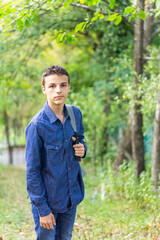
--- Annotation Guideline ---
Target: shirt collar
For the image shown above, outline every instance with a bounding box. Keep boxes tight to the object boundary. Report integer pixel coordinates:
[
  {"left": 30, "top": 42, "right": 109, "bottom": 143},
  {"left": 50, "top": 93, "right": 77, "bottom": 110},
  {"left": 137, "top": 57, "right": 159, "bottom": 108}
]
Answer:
[{"left": 43, "top": 101, "right": 69, "bottom": 123}]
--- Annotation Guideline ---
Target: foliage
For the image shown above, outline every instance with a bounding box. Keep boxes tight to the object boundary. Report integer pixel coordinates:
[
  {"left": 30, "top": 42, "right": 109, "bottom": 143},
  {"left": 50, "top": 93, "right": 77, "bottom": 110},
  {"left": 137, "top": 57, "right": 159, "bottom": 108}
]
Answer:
[
  {"left": 122, "top": 46, "right": 160, "bottom": 149},
  {"left": 103, "top": 160, "right": 160, "bottom": 213},
  {"left": 68, "top": 88, "right": 108, "bottom": 164},
  {"left": 0, "top": 0, "right": 134, "bottom": 159},
  {"left": 0, "top": 0, "right": 147, "bottom": 37},
  {"left": 0, "top": 0, "right": 160, "bottom": 167}
]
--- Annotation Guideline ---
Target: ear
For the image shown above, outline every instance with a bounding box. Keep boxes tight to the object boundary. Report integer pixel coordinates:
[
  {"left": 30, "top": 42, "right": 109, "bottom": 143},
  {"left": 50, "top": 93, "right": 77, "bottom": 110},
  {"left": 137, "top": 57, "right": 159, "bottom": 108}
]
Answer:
[{"left": 42, "top": 85, "right": 46, "bottom": 95}]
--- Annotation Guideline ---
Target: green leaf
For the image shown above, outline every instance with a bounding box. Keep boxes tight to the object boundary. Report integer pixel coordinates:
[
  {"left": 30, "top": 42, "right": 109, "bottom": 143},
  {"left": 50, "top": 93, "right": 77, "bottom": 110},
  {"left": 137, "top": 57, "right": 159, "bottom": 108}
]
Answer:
[
  {"left": 80, "top": 0, "right": 85, "bottom": 4},
  {"left": 107, "top": 13, "right": 118, "bottom": 21},
  {"left": 16, "top": 18, "right": 24, "bottom": 31},
  {"left": 75, "top": 22, "right": 86, "bottom": 32},
  {"left": 32, "top": 12, "right": 39, "bottom": 23},
  {"left": 34, "top": 15, "right": 39, "bottom": 23},
  {"left": 133, "top": 13, "right": 138, "bottom": 19},
  {"left": 115, "top": 15, "right": 122, "bottom": 25},
  {"left": 5, "top": 7, "right": 13, "bottom": 14},
  {"left": 55, "top": 32, "right": 67, "bottom": 43},
  {"left": 106, "top": 8, "right": 110, "bottom": 15},
  {"left": 129, "top": 16, "right": 132, "bottom": 22},
  {"left": 25, "top": 19, "right": 30, "bottom": 28},
  {"left": 64, "top": 0, "right": 72, "bottom": 7},
  {"left": 94, "top": 10, "right": 100, "bottom": 16},
  {"left": 124, "top": 6, "right": 134, "bottom": 14},
  {"left": 99, "top": 14, "right": 104, "bottom": 20},
  {"left": 65, "top": 33, "right": 75, "bottom": 43},
  {"left": 59, "top": 32, "right": 66, "bottom": 42},
  {"left": 87, "top": 22, "right": 93, "bottom": 28},
  {"left": 139, "top": 10, "right": 146, "bottom": 20},
  {"left": 110, "top": 0, "right": 115, "bottom": 10},
  {"left": 91, "top": 15, "right": 99, "bottom": 22},
  {"left": 90, "top": 0, "right": 100, "bottom": 6}
]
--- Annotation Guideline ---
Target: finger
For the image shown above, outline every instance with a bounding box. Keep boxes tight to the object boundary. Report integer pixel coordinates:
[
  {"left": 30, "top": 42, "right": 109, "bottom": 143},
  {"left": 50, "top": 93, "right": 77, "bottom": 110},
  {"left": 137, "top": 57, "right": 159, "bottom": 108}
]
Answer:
[
  {"left": 45, "top": 219, "right": 53, "bottom": 229},
  {"left": 48, "top": 223, "right": 54, "bottom": 230},
  {"left": 74, "top": 147, "right": 84, "bottom": 152},
  {"left": 72, "top": 137, "right": 76, "bottom": 142},
  {"left": 41, "top": 221, "right": 52, "bottom": 230},
  {"left": 75, "top": 154, "right": 83, "bottom": 157},
  {"left": 45, "top": 223, "right": 50, "bottom": 229},
  {"left": 45, "top": 221, "right": 53, "bottom": 230},
  {"left": 74, "top": 148, "right": 84, "bottom": 152},
  {"left": 73, "top": 144, "right": 84, "bottom": 148},
  {"left": 75, "top": 152, "right": 84, "bottom": 157},
  {"left": 74, "top": 149, "right": 84, "bottom": 154},
  {"left": 41, "top": 222, "right": 47, "bottom": 229},
  {"left": 51, "top": 214, "right": 56, "bottom": 225},
  {"left": 75, "top": 154, "right": 84, "bottom": 157},
  {"left": 75, "top": 150, "right": 84, "bottom": 154},
  {"left": 40, "top": 220, "right": 45, "bottom": 228}
]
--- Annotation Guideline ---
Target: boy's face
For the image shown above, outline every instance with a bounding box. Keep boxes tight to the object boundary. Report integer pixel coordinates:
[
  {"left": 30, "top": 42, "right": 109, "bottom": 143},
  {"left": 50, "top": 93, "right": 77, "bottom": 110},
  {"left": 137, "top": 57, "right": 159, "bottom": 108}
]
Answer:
[{"left": 42, "top": 74, "right": 70, "bottom": 107}]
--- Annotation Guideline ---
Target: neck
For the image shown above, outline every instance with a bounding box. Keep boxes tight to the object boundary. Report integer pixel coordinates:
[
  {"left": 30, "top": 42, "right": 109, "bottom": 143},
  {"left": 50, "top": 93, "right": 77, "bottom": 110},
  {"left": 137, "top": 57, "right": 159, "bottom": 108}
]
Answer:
[{"left": 48, "top": 101, "right": 64, "bottom": 116}]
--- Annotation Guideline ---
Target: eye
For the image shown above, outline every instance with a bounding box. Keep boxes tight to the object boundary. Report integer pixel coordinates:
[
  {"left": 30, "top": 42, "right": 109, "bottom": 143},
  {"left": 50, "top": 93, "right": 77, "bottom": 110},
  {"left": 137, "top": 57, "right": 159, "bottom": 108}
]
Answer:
[
  {"left": 50, "top": 85, "right": 55, "bottom": 88},
  {"left": 61, "top": 83, "right": 67, "bottom": 87}
]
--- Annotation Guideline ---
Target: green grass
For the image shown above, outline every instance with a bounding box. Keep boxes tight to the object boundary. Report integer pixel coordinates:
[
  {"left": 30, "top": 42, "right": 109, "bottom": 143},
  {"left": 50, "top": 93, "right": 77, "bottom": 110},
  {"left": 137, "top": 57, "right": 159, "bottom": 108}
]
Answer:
[{"left": 0, "top": 163, "right": 160, "bottom": 240}]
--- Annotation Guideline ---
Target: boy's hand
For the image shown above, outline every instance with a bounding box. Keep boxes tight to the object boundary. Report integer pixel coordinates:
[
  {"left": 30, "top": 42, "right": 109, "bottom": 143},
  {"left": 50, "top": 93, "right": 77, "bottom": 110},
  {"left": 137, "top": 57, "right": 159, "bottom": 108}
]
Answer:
[
  {"left": 40, "top": 212, "right": 56, "bottom": 230},
  {"left": 72, "top": 137, "right": 85, "bottom": 157}
]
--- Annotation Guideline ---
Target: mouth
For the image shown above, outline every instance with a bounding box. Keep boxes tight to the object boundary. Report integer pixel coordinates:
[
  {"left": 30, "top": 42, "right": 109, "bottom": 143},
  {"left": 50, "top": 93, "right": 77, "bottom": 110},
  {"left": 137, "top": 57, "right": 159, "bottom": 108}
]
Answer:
[{"left": 55, "top": 96, "right": 63, "bottom": 99}]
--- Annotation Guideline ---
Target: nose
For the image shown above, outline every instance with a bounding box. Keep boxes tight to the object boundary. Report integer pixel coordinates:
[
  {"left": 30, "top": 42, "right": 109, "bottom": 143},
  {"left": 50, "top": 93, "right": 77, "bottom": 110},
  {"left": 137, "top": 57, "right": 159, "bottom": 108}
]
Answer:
[{"left": 56, "top": 85, "right": 61, "bottom": 93}]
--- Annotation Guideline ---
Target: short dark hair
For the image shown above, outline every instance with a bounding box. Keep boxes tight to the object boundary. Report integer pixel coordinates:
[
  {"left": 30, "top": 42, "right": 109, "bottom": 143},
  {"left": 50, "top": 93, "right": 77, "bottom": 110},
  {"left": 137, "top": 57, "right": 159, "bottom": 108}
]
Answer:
[{"left": 42, "top": 65, "right": 70, "bottom": 86}]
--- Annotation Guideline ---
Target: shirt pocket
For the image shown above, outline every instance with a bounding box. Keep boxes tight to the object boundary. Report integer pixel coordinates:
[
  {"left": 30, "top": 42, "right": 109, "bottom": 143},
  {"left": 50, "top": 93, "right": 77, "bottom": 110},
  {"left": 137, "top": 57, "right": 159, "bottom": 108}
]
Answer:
[
  {"left": 43, "top": 132, "right": 56, "bottom": 145},
  {"left": 46, "top": 143, "right": 63, "bottom": 165}
]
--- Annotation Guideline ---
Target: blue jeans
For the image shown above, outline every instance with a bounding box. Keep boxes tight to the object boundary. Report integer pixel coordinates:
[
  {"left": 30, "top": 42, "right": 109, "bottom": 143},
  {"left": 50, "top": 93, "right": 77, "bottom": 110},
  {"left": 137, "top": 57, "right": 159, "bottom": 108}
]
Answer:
[{"left": 31, "top": 204, "right": 77, "bottom": 240}]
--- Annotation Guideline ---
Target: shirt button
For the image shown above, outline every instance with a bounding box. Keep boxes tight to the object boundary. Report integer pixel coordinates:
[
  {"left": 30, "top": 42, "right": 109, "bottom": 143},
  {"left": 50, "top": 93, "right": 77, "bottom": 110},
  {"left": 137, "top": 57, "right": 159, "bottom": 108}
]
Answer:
[
  {"left": 70, "top": 192, "right": 72, "bottom": 195},
  {"left": 56, "top": 146, "right": 58, "bottom": 149},
  {"left": 68, "top": 168, "right": 70, "bottom": 170},
  {"left": 65, "top": 140, "right": 68, "bottom": 142},
  {"left": 69, "top": 180, "right": 72, "bottom": 182}
]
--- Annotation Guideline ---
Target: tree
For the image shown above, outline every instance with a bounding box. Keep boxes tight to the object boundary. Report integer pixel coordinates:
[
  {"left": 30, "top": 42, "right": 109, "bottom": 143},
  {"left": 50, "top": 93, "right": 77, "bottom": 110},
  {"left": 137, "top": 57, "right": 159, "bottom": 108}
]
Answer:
[
  {"left": 113, "top": 0, "right": 160, "bottom": 177},
  {"left": 152, "top": 88, "right": 160, "bottom": 193},
  {"left": 131, "top": 0, "right": 145, "bottom": 177},
  {"left": 1, "top": 0, "right": 160, "bottom": 178}
]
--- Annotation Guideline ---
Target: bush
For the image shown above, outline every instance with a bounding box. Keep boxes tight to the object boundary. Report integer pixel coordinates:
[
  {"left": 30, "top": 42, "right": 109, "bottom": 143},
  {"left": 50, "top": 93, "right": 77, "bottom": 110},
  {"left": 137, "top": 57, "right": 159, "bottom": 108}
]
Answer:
[{"left": 93, "top": 160, "right": 160, "bottom": 213}]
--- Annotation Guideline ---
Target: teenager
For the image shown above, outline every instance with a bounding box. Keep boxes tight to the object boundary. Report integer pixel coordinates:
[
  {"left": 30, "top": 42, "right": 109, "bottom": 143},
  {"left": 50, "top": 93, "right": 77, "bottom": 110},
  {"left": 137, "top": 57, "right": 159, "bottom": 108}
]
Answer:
[{"left": 25, "top": 65, "right": 87, "bottom": 240}]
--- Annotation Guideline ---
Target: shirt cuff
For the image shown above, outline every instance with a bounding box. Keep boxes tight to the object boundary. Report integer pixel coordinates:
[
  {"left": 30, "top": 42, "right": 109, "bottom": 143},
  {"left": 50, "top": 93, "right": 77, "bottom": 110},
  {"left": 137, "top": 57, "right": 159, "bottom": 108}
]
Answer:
[
  {"left": 82, "top": 144, "right": 87, "bottom": 158},
  {"left": 37, "top": 202, "right": 52, "bottom": 217}
]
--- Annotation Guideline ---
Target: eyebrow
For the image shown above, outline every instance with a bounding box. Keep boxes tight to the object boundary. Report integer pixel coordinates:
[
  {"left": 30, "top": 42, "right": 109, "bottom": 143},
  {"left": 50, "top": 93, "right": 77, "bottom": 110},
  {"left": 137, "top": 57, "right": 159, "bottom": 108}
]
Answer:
[{"left": 48, "top": 82, "right": 68, "bottom": 85}]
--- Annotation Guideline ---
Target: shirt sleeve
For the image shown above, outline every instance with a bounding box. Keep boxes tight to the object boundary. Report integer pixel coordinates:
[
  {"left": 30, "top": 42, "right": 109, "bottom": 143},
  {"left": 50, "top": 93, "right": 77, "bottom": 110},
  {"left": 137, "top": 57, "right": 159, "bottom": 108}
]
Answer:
[
  {"left": 78, "top": 110, "right": 87, "bottom": 158},
  {"left": 25, "top": 122, "right": 51, "bottom": 217}
]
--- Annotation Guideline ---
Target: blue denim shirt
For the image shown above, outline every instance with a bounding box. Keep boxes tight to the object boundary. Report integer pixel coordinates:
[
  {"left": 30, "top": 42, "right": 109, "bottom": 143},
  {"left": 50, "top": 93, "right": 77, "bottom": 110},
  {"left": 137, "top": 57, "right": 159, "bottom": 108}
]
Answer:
[{"left": 25, "top": 101, "right": 87, "bottom": 217}]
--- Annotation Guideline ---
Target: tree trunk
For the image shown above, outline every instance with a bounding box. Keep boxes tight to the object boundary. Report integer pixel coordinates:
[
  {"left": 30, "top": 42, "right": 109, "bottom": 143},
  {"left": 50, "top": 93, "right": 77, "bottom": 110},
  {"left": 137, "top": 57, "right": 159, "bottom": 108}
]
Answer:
[
  {"left": 113, "top": 121, "right": 132, "bottom": 173},
  {"left": 143, "top": 0, "right": 159, "bottom": 190},
  {"left": 144, "top": 0, "right": 155, "bottom": 51},
  {"left": 152, "top": 89, "right": 160, "bottom": 193},
  {"left": 113, "top": 0, "right": 155, "bottom": 174},
  {"left": 100, "top": 126, "right": 108, "bottom": 166},
  {"left": 3, "top": 110, "right": 13, "bottom": 164},
  {"left": 132, "top": 0, "right": 145, "bottom": 178}
]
